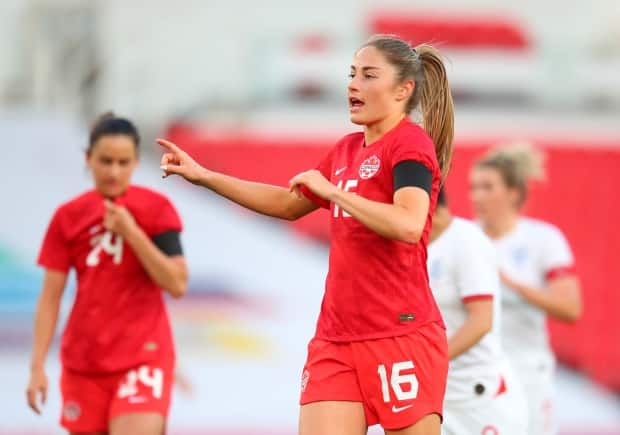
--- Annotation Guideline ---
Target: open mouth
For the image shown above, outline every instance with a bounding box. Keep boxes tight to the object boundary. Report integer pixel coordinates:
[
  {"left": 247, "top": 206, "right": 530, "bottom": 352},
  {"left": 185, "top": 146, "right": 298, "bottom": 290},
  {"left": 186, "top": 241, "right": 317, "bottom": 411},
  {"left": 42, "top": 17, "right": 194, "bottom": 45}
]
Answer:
[{"left": 349, "top": 96, "right": 365, "bottom": 109}]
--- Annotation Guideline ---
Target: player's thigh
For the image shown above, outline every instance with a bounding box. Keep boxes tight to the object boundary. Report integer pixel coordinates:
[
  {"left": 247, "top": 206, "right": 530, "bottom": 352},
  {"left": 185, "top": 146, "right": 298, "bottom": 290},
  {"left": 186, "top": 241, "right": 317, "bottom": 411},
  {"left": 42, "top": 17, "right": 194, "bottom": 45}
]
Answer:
[
  {"left": 384, "top": 413, "right": 441, "bottom": 435},
  {"left": 299, "top": 401, "right": 367, "bottom": 435},
  {"left": 109, "top": 412, "right": 165, "bottom": 435},
  {"left": 109, "top": 360, "right": 173, "bottom": 431},
  {"left": 61, "top": 368, "right": 112, "bottom": 434},
  {"left": 353, "top": 323, "right": 448, "bottom": 430}
]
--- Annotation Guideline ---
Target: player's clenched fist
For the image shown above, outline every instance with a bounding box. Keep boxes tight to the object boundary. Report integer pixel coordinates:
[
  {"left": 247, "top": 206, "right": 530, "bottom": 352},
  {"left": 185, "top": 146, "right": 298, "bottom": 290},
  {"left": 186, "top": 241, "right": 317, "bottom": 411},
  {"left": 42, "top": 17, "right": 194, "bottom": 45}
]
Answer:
[
  {"left": 158, "top": 138, "right": 205, "bottom": 185},
  {"left": 103, "top": 200, "right": 136, "bottom": 238}
]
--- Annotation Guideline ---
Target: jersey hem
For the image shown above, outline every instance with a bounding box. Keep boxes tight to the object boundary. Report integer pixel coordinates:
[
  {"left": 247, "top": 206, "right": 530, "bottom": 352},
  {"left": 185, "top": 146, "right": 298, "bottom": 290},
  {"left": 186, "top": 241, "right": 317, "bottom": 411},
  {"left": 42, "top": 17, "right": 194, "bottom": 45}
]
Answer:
[
  {"left": 313, "top": 320, "right": 444, "bottom": 343},
  {"left": 61, "top": 353, "right": 176, "bottom": 376}
]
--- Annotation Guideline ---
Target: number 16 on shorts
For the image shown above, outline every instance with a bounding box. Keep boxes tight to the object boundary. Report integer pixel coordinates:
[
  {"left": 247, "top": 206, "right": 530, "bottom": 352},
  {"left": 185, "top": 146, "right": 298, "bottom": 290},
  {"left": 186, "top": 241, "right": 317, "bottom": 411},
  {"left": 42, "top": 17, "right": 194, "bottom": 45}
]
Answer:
[{"left": 378, "top": 361, "right": 419, "bottom": 405}]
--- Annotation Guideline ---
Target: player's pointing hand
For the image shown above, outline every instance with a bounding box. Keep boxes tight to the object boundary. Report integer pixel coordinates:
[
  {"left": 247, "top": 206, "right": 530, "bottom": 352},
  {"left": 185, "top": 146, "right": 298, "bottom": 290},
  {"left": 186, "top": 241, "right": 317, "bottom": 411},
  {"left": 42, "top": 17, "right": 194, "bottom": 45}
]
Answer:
[{"left": 158, "top": 139, "right": 205, "bottom": 185}]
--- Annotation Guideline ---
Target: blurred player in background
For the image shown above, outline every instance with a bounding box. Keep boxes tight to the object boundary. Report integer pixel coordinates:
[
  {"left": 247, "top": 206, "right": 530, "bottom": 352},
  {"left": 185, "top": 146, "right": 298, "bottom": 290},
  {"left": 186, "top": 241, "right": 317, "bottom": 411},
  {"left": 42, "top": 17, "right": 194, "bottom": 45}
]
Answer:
[
  {"left": 159, "top": 35, "right": 454, "bottom": 435},
  {"left": 428, "top": 189, "right": 527, "bottom": 435},
  {"left": 26, "top": 113, "right": 188, "bottom": 435},
  {"left": 470, "top": 143, "right": 582, "bottom": 435}
]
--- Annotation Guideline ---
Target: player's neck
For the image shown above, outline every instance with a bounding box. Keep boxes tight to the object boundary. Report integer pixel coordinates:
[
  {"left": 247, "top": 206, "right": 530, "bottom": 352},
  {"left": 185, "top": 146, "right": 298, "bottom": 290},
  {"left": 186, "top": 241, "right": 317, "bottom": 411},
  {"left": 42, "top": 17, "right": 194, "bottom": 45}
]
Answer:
[
  {"left": 483, "top": 214, "right": 519, "bottom": 239},
  {"left": 429, "top": 208, "right": 452, "bottom": 243},
  {"left": 363, "top": 112, "right": 406, "bottom": 146}
]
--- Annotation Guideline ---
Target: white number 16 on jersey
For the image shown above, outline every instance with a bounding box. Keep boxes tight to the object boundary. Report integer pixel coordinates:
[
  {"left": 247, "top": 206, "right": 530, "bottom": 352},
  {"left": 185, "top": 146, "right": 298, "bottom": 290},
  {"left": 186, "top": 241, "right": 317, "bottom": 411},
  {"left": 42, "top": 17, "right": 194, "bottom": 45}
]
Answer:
[{"left": 377, "top": 361, "right": 419, "bottom": 402}]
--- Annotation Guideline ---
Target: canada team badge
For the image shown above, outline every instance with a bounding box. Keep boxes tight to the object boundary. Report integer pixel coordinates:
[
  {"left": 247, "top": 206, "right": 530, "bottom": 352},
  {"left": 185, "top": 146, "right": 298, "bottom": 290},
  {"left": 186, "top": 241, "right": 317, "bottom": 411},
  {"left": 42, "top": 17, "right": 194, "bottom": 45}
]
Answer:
[
  {"left": 359, "top": 155, "right": 381, "bottom": 179},
  {"left": 63, "top": 401, "right": 81, "bottom": 421}
]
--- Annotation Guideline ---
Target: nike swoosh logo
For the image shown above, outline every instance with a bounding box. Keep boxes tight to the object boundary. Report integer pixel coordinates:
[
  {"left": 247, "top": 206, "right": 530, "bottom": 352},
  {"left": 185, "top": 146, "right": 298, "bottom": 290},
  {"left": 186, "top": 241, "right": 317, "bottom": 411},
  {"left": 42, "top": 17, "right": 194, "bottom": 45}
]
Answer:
[
  {"left": 392, "top": 404, "right": 413, "bottom": 413},
  {"left": 335, "top": 166, "right": 347, "bottom": 176}
]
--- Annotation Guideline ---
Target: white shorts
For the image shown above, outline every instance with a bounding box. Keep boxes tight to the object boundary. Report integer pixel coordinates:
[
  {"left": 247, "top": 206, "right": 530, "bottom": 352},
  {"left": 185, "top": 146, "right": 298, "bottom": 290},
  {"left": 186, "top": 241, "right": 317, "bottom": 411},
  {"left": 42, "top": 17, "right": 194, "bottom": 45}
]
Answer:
[
  {"left": 442, "top": 370, "right": 528, "bottom": 435},
  {"left": 514, "top": 359, "right": 557, "bottom": 435}
]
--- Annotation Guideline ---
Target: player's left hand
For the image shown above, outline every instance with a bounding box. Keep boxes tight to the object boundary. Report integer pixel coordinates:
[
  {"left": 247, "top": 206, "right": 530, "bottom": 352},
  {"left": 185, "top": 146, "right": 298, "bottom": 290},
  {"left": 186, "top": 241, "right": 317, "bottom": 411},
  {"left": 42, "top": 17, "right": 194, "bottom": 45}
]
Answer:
[
  {"left": 103, "top": 200, "right": 137, "bottom": 238},
  {"left": 289, "top": 170, "right": 337, "bottom": 200},
  {"left": 499, "top": 271, "right": 523, "bottom": 294}
]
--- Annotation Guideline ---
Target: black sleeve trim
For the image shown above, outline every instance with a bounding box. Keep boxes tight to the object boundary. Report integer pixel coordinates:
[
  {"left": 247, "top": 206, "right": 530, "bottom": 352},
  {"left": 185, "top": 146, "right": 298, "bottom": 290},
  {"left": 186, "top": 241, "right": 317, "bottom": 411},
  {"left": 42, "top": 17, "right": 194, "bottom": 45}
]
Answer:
[
  {"left": 393, "top": 160, "right": 432, "bottom": 195},
  {"left": 153, "top": 230, "right": 183, "bottom": 256}
]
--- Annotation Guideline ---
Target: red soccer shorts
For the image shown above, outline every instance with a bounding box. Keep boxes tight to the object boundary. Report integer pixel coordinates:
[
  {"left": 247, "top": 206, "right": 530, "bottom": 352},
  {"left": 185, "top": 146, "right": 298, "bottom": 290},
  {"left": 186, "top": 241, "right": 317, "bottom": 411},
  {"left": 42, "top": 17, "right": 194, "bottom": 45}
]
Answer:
[
  {"left": 300, "top": 321, "right": 448, "bottom": 429},
  {"left": 60, "top": 359, "right": 174, "bottom": 432}
]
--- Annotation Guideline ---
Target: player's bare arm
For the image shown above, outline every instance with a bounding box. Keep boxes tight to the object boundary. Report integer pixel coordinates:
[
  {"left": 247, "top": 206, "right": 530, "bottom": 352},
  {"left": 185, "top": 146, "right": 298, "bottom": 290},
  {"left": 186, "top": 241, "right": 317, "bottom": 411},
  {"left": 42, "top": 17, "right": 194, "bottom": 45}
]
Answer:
[
  {"left": 291, "top": 168, "right": 429, "bottom": 243},
  {"left": 500, "top": 272, "right": 582, "bottom": 322},
  {"left": 447, "top": 299, "right": 493, "bottom": 359},
  {"left": 158, "top": 138, "right": 318, "bottom": 220},
  {"left": 27, "top": 269, "right": 67, "bottom": 414},
  {"left": 104, "top": 200, "right": 188, "bottom": 298}
]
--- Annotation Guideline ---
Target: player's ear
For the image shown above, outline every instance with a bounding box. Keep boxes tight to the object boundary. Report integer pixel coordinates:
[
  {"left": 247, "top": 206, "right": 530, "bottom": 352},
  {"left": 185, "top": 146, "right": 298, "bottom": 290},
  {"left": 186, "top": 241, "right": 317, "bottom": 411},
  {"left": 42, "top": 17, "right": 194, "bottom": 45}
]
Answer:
[
  {"left": 508, "top": 186, "right": 521, "bottom": 208},
  {"left": 395, "top": 79, "right": 414, "bottom": 102},
  {"left": 131, "top": 152, "right": 140, "bottom": 170}
]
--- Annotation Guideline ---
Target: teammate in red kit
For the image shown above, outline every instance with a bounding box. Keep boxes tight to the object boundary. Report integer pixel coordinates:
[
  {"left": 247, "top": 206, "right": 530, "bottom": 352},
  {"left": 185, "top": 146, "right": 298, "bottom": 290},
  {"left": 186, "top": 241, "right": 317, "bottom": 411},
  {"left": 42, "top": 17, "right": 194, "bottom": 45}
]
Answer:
[
  {"left": 26, "top": 113, "right": 188, "bottom": 435},
  {"left": 159, "top": 35, "right": 454, "bottom": 435}
]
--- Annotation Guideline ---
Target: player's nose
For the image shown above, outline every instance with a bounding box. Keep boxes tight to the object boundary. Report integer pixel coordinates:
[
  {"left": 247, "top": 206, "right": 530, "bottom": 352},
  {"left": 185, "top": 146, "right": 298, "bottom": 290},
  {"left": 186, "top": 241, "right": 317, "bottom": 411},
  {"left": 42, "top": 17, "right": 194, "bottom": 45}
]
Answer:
[
  {"left": 108, "top": 163, "right": 122, "bottom": 178},
  {"left": 348, "top": 76, "right": 360, "bottom": 93}
]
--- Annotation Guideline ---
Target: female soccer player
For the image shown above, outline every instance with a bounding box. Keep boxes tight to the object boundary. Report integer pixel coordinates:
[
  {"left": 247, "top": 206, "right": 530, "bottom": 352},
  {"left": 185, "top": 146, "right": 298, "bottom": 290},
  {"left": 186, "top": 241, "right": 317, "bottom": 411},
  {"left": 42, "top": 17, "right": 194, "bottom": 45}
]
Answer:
[
  {"left": 26, "top": 113, "right": 188, "bottom": 435},
  {"left": 470, "top": 143, "right": 582, "bottom": 435},
  {"left": 159, "top": 35, "right": 454, "bottom": 435},
  {"left": 428, "top": 190, "right": 527, "bottom": 435}
]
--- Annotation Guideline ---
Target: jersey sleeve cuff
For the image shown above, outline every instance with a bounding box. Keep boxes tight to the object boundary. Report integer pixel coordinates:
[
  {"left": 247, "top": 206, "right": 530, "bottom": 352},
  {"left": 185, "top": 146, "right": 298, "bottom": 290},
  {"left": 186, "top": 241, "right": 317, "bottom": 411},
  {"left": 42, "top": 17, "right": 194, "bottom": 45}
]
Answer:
[
  {"left": 461, "top": 294, "right": 494, "bottom": 303},
  {"left": 37, "top": 260, "right": 70, "bottom": 273},
  {"left": 545, "top": 265, "right": 576, "bottom": 280},
  {"left": 300, "top": 185, "right": 330, "bottom": 210}
]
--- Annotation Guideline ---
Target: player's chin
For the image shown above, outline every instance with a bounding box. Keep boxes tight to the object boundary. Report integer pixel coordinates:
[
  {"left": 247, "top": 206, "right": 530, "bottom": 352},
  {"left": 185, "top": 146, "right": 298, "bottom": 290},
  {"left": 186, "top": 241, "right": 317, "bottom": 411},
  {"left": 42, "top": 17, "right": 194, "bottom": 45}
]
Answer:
[
  {"left": 349, "top": 112, "right": 369, "bottom": 125},
  {"left": 100, "top": 184, "right": 129, "bottom": 199},
  {"left": 473, "top": 207, "right": 490, "bottom": 223}
]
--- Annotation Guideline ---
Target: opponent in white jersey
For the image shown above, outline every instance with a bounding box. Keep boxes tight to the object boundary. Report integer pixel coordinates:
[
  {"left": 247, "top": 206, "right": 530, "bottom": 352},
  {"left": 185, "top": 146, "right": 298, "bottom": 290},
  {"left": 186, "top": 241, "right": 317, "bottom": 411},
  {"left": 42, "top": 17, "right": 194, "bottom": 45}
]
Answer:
[
  {"left": 470, "top": 143, "right": 582, "bottom": 435},
  {"left": 428, "top": 190, "right": 527, "bottom": 435}
]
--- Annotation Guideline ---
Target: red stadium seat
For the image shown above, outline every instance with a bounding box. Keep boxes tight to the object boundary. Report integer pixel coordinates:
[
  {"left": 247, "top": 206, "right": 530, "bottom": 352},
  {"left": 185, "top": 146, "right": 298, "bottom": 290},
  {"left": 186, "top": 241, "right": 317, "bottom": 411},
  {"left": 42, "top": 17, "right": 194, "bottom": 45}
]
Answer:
[{"left": 368, "top": 12, "right": 531, "bottom": 51}]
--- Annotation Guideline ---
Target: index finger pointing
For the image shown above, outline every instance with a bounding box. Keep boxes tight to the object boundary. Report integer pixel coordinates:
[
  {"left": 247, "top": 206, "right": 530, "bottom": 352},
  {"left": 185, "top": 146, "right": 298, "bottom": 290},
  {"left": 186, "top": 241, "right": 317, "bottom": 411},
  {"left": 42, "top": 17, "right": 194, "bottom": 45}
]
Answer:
[{"left": 157, "top": 138, "right": 182, "bottom": 153}]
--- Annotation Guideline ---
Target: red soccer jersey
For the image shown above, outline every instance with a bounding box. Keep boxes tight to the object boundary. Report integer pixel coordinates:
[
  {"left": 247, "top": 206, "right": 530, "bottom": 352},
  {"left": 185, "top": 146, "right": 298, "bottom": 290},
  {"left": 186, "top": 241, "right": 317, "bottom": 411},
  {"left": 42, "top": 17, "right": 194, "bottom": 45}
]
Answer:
[
  {"left": 37, "top": 185, "right": 182, "bottom": 373},
  {"left": 303, "top": 117, "right": 444, "bottom": 341}
]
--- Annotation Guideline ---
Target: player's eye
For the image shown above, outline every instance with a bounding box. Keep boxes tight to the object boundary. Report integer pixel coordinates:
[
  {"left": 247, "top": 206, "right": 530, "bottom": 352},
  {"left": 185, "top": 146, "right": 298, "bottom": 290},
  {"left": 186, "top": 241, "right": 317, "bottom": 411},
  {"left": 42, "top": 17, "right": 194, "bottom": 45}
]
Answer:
[
  {"left": 99, "top": 157, "right": 113, "bottom": 165},
  {"left": 119, "top": 159, "right": 131, "bottom": 167}
]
